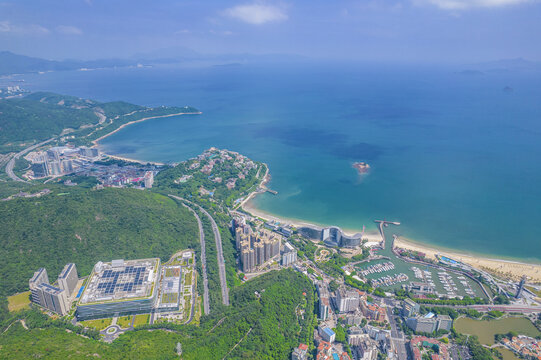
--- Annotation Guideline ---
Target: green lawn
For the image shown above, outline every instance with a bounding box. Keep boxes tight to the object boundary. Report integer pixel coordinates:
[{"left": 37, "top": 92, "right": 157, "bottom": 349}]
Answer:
[
  {"left": 184, "top": 271, "right": 193, "bottom": 286},
  {"left": 80, "top": 318, "right": 112, "bottom": 331},
  {"left": 133, "top": 314, "right": 149, "bottom": 327},
  {"left": 7, "top": 291, "right": 30, "bottom": 312},
  {"left": 117, "top": 316, "right": 132, "bottom": 329}
]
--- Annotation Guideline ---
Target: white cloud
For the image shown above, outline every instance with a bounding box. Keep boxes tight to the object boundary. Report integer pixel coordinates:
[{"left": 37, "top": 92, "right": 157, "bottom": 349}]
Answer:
[
  {"left": 175, "top": 29, "right": 191, "bottom": 35},
  {"left": 417, "top": 0, "right": 536, "bottom": 10},
  {"left": 0, "top": 21, "right": 11, "bottom": 32},
  {"left": 209, "top": 29, "right": 235, "bottom": 36},
  {"left": 223, "top": 3, "right": 287, "bottom": 25},
  {"left": 0, "top": 20, "right": 49, "bottom": 35},
  {"left": 56, "top": 25, "right": 83, "bottom": 35}
]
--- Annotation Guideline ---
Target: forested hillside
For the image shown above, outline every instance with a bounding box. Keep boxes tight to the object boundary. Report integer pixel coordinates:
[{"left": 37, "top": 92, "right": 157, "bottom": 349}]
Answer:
[
  {"left": 0, "top": 270, "right": 316, "bottom": 360},
  {"left": 0, "top": 187, "right": 199, "bottom": 298},
  {"left": 0, "top": 91, "right": 198, "bottom": 153},
  {"left": 0, "top": 96, "right": 99, "bottom": 146}
]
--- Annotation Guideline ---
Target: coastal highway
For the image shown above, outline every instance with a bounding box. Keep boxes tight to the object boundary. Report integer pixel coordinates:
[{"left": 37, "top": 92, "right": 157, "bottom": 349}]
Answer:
[
  {"left": 468, "top": 304, "right": 541, "bottom": 313},
  {"left": 5, "top": 137, "right": 56, "bottom": 182},
  {"left": 420, "top": 303, "right": 541, "bottom": 313},
  {"left": 182, "top": 203, "right": 210, "bottom": 315},
  {"left": 171, "top": 195, "right": 229, "bottom": 307}
]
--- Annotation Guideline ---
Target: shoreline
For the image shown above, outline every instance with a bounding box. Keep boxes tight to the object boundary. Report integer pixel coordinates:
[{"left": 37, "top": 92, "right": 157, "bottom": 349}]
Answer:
[
  {"left": 240, "top": 183, "right": 382, "bottom": 244},
  {"left": 92, "top": 111, "right": 201, "bottom": 145},
  {"left": 92, "top": 110, "right": 201, "bottom": 166},
  {"left": 241, "top": 182, "right": 541, "bottom": 282},
  {"left": 92, "top": 116, "right": 541, "bottom": 281},
  {"left": 394, "top": 236, "right": 541, "bottom": 283}
]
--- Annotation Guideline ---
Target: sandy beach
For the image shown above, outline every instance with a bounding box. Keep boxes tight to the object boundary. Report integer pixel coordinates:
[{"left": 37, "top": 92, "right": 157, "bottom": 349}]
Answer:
[
  {"left": 91, "top": 110, "right": 201, "bottom": 166},
  {"left": 240, "top": 194, "right": 382, "bottom": 244},
  {"left": 241, "top": 176, "right": 541, "bottom": 283},
  {"left": 93, "top": 112, "right": 541, "bottom": 284},
  {"left": 91, "top": 111, "right": 201, "bottom": 145},
  {"left": 103, "top": 154, "right": 165, "bottom": 166},
  {"left": 394, "top": 237, "right": 541, "bottom": 283}
]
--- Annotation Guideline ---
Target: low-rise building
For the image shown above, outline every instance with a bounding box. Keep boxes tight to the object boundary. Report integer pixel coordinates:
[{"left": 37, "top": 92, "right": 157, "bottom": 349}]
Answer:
[
  {"left": 76, "top": 258, "right": 160, "bottom": 320},
  {"left": 406, "top": 281, "right": 436, "bottom": 296},
  {"left": 436, "top": 315, "right": 453, "bottom": 332},
  {"left": 361, "top": 300, "right": 386, "bottom": 322},
  {"left": 350, "top": 333, "right": 378, "bottom": 360},
  {"left": 409, "top": 336, "right": 449, "bottom": 360},
  {"left": 344, "top": 310, "right": 363, "bottom": 326},
  {"left": 402, "top": 298, "right": 420, "bottom": 317},
  {"left": 406, "top": 313, "right": 453, "bottom": 334},
  {"left": 319, "top": 325, "right": 336, "bottom": 343},
  {"left": 292, "top": 343, "right": 309, "bottom": 360}
]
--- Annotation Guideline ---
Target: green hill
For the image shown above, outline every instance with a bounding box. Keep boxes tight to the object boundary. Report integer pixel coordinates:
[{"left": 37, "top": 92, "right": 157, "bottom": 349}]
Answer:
[
  {"left": 0, "top": 96, "right": 99, "bottom": 146},
  {"left": 0, "top": 187, "right": 199, "bottom": 298},
  {"left": 0, "top": 91, "right": 198, "bottom": 153}
]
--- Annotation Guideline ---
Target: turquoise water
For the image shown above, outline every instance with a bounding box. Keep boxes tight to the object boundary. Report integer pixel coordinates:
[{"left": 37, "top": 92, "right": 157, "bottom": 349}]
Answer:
[{"left": 11, "top": 62, "right": 541, "bottom": 261}]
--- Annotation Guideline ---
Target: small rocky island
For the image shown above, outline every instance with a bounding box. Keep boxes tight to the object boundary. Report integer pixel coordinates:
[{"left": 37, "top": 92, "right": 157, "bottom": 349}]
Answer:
[{"left": 353, "top": 162, "right": 370, "bottom": 174}]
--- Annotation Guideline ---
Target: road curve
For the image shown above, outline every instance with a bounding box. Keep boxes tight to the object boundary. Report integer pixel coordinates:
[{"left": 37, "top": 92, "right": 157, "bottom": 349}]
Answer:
[
  {"left": 5, "top": 137, "right": 56, "bottom": 182},
  {"left": 182, "top": 202, "right": 210, "bottom": 315},
  {"left": 170, "top": 195, "right": 229, "bottom": 306}
]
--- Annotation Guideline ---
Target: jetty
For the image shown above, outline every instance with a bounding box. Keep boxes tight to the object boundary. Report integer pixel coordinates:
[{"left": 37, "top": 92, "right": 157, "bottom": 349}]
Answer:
[
  {"left": 265, "top": 189, "right": 278, "bottom": 195},
  {"left": 374, "top": 220, "right": 401, "bottom": 249}
]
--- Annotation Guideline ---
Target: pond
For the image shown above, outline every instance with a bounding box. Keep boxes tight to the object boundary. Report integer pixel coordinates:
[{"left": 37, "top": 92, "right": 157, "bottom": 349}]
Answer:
[{"left": 454, "top": 317, "right": 540, "bottom": 345}]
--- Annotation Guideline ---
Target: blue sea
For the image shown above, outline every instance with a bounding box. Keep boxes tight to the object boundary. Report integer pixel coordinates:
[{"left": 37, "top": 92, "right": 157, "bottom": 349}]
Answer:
[{"left": 9, "top": 62, "right": 541, "bottom": 261}]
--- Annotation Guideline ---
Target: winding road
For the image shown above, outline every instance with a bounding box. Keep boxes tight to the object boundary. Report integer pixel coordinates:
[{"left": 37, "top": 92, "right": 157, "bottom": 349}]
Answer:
[{"left": 5, "top": 137, "right": 56, "bottom": 182}]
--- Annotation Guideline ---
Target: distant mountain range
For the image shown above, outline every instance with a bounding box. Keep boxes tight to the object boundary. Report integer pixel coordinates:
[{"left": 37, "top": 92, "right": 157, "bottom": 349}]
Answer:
[
  {"left": 2, "top": 50, "right": 538, "bottom": 77},
  {"left": 461, "top": 58, "right": 541, "bottom": 74},
  {"left": 0, "top": 49, "right": 310, "bottom": 76},
  {"left": 0, "top": 51, "right": 140, "bottom": 76}
]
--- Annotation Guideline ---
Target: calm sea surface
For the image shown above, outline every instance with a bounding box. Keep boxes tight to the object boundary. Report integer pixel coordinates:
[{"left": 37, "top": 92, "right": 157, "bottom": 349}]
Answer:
[{"left": 9, "top": 62, "right": 541, "bottom": 261}]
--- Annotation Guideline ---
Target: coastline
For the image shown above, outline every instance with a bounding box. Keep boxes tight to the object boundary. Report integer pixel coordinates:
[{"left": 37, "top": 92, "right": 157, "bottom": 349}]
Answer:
[
  {"left": 239, "top": 177, "right": 382, "bottom": 244},
  {"left": 394, "top": 236, "right": 541, "bottom": 283},
  {"left": 92, "top": 110, "right": 201, "bottom": 166},
  {"left": 242, "top": 180, "right": 541, "bottom": 283},
  {"left": 93, "top": 115, "right": 541, "bottom": 282}
]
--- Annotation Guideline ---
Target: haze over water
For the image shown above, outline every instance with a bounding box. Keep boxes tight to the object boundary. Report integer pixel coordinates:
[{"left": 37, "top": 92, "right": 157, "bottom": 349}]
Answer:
[{"left": 14, "top": 62, "right": 541, "bottom": 261}]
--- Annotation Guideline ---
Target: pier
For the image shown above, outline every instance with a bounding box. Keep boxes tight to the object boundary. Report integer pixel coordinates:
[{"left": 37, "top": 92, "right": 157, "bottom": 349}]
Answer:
[
  {"left": 374, "top": 220, "right": 400, "bottom": 249},
  {"left": 265, "top": 189, "right": 278, "bottom": 195}
]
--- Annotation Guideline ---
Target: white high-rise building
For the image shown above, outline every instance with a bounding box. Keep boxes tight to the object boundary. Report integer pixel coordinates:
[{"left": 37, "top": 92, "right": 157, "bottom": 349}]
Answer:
[
  {"left": 281, "top": 242, "right": 297, "bottom": 266},
  {"left": 57, "top": 263, "right": 79, "bottom": 296},
  {"left": 144, "top": 171, "right": 154, "bottom": 188},
  {"left": 335, "top": 286, "right": 360, "bottom": 313}
]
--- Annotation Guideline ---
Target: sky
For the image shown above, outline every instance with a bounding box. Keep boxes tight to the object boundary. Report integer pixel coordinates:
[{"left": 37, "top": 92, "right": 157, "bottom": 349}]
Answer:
[{"left": 0, "top": 0, "right": 540, "bottom": 63}]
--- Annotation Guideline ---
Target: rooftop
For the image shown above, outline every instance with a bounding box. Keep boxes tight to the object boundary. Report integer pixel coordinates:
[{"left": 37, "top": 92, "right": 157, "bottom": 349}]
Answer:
[
  {"left": 78, "top": 258, "right": 159, "bottom": 305},
  {"left": 30, "top": 268, "right": 46, "bottom": 283},
  {"left": 58, "top": 263, "right": 74, "bottom": 279},
  {"left": 38, "top": 283, "right": 64, "bottom": 295}
]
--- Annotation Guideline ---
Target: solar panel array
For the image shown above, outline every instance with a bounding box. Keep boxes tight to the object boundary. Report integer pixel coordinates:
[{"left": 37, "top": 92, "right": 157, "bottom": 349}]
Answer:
[{"left": 96, "top": 266, "right": 147, "bottom": 295}]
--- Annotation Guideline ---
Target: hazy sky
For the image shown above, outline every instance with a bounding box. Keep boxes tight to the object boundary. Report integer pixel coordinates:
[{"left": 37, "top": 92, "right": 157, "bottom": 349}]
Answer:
[{"left": 0, "top": 0, "right": 540, "bottom": 63}]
